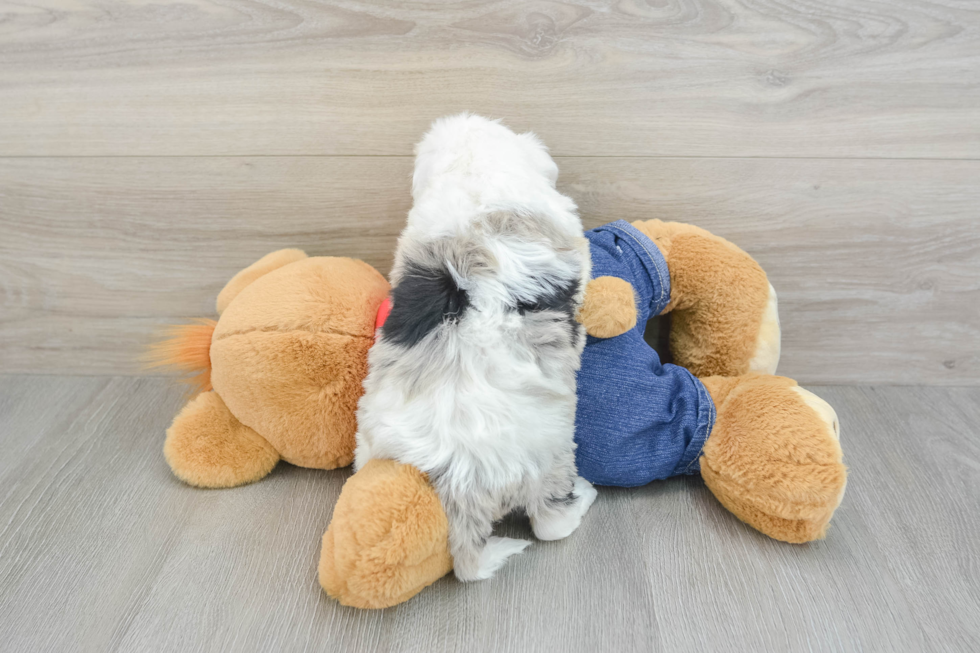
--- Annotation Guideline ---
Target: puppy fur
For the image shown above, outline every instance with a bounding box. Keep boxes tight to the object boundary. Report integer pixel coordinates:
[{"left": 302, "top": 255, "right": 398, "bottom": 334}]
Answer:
[{"left": 354, "top": 114, "right": 597, "bottom": 581}]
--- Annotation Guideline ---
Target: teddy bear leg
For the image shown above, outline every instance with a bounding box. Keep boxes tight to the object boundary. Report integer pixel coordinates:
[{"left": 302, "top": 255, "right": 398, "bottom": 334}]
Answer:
[
  {"left": 631, "top": 220, "right": 780, "bottom": 377},
  {"left": 698, "top": 374, "right": 846, "bottom": 543},
  {"left": 320, "top": 459, "right": 453, "bottom": 608},
  {"left": 164, "top": 391, "right": 280, "bottom": 488}
]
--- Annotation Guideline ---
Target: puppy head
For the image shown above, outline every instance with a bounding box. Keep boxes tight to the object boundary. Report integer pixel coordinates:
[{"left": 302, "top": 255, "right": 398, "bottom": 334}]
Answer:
[
  {"left": 382, "top": 211, "right": 585, "bottom": 351},
  {"left": 412, "top": 113, "right": 559, "bottom": 202}
]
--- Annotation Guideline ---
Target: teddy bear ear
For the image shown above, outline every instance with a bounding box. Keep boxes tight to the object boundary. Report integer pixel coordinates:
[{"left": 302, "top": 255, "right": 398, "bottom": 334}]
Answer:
[{"left": 216, "top": 249, "right": 308, "bottom": 314}]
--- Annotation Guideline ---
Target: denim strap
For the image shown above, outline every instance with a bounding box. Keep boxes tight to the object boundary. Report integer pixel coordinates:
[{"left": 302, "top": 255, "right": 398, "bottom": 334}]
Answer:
[{"left": 591, "top": 220, "right": 672, "bottom": 318}]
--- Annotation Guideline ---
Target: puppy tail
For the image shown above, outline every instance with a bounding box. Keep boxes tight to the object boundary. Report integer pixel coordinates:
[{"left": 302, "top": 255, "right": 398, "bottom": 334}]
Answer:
[{"left": 143, "top": 318, "right": 217, "bottom": 393}]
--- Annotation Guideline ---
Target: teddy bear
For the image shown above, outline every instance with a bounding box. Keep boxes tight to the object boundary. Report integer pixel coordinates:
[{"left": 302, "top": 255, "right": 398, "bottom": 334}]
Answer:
[
  {"left": 149, "top": 250, "right": 390, "bottom": 487},
  {"left": 151, "top": 219, "right": 846, "bottom": 609}
]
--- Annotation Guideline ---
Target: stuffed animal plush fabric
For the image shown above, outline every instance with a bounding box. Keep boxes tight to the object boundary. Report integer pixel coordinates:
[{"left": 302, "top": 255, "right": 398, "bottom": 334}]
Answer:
[
  {"left": 150, "top": 250, "right": 389, "bottom": 487},
  {"left": 318, "top": 219, "right": 845, "bottom": 609},
  {"left": 152, "top": 219, "right": 845, "bottom": 610}
]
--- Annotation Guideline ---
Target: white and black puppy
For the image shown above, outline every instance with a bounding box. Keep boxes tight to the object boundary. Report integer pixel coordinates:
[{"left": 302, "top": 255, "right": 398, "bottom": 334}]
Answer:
[{"left": 354, "top": 114, "right": 597, "bottom": 581}]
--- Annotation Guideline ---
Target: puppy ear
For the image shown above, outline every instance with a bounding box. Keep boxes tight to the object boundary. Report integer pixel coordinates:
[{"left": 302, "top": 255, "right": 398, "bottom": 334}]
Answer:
[
  {"left": 517, "top": 131, "right": 559, "bottom": 187},
  {"left": 382, "top": 262, "right": 470, "bottom": 348},
  {"left": 517, "top": 277, "right": 579, "bottom": 319}
]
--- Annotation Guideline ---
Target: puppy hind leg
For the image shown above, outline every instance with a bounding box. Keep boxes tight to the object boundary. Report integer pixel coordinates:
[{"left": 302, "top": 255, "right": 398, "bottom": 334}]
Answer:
[
  {"left": 441, "top": 492, "right": 530, "bottom": 582},
  {"left": 529, "top": 462, "right": 598, "bottom": 542}
]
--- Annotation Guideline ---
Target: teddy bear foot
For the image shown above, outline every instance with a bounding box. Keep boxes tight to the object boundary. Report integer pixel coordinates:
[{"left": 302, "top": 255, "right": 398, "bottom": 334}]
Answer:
[
  {"left": 699, "top": 374, "right": 847, "bottom": 543},
  {"left": 319, "top": 459, "right": 453, "bottom": 609},
  {"left": 164, "top": 391, "right": 280, "bottom": 488}
]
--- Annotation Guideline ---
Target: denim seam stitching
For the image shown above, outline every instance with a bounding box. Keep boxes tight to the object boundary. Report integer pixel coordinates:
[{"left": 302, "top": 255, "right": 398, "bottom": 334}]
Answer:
[
  {"left": 604, "top": 221, "right": 670, "bottom": 316},
  {"left": 683, "top": 384, "right": 715, "bottom": 475}
]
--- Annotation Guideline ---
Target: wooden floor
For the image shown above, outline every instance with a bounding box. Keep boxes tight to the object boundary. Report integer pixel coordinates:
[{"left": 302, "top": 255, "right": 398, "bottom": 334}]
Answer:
[{"left": 0, "top": 375, "right": 977, "bottom": 652}]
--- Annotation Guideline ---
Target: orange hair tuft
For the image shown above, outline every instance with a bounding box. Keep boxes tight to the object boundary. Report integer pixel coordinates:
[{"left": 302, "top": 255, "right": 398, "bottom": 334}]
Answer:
[{"left": 144, "top": 319, "right": 217, "bottom": 393}]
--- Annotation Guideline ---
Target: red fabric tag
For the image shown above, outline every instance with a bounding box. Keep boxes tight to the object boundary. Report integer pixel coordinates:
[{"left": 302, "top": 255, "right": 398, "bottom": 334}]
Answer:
[{"left": 375, "top": 296, "right": 392, "bottom": 333}]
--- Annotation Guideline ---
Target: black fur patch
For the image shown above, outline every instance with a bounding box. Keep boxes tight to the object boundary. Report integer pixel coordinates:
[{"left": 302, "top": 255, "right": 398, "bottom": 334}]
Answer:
[
  {"left": 516, "top": 278, "right": 580, "bottom": 320},
  {"left": 517, "top": 279, "right": 581, "bottom": 347},
  {"left": 382, "top": 262, "right": 470, "bottom": 347},
  {"left": 547, "top": 491, "right": 578, "bottom": 506}
]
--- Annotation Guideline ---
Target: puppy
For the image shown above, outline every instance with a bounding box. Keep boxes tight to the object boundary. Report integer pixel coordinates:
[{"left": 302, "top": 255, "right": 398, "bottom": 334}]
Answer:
[{"left": 354, "top": 114, "right": 597, "bottom": 581}]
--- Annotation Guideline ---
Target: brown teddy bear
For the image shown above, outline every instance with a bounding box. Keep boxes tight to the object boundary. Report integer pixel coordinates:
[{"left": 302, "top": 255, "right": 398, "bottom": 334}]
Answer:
[
  {"left": 152, "top": 220, "right": 845, "bottom": 610},
  {"left": 150, "top": 249, "right": 389, "bottom": 487}
]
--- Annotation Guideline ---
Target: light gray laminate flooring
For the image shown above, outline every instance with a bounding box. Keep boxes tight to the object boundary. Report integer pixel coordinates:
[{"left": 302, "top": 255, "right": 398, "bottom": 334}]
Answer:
[{"left": 0, "top": 375, "right": 977, "bottom": 652}]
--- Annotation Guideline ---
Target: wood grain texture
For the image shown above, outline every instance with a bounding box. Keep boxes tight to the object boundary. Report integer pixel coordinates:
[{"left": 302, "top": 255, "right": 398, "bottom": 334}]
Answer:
[
  {"left": 567, "top": 157, "right": 980, "bottom": 385},
  {"left": 2, "top": 156, "right": 978, "bottom": 384},
  {"left": 1, "top": 0, "right": 979, "bottom": 157},
  {"left": 0, "top": 375, "right": 978, "bottom": 652}
]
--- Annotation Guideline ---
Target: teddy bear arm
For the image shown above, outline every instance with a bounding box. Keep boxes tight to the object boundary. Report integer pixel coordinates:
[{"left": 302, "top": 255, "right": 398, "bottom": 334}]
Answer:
[
  {"left": 577, "top": 276, "right": 638, "bottom": 339},
  {"left": 216, "top": 249, "right": 309, "bottom": 314}
]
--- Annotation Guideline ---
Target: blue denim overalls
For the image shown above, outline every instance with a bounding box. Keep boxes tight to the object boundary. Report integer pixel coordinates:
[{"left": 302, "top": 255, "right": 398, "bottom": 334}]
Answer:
[{"left": 575, "top": 221, "right": 716, "bottom": 486}]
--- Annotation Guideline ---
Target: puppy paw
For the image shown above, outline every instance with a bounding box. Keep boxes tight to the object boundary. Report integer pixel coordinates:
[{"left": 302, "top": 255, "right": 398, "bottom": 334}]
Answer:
[
  {"left": 531, "top": 477, "right": 598, "bottom": 541},
  {"left": 462, "top": 537, "right": 532, "bottom": 581},
  {"left": 573, "top": 476, "right": 599, "bottom": 511}
]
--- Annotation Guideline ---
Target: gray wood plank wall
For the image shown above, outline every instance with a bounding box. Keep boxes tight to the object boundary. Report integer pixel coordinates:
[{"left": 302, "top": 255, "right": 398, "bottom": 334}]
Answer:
[
  {"left": 2, "top": 0, "right": 979, "bottom": 157},
  {"left": 2, "top": 0, "right": 979, "bottom": 384}
]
